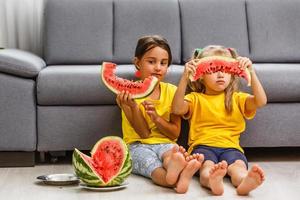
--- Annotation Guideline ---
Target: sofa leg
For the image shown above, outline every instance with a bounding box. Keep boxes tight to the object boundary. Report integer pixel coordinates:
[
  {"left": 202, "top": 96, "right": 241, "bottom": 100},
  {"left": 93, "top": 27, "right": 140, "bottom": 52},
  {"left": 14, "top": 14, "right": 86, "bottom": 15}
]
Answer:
[
  {"left": 49, "top": 151, "right": 66, "bottom": 163},
  {"left": 0, "top": 152, "right": 35, "bottom": 167},
  {"left": 39, "top": 152, "right": 46, "bottom": 163}
]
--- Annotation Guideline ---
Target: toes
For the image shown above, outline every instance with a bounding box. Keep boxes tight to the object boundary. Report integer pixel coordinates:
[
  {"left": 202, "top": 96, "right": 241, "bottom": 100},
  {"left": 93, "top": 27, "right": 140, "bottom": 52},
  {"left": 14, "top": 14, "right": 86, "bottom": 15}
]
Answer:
[
  {"left": 186, "top": 155, "right": 193, "bottom": 161},
  {"left": 179, "top": 146, "right": 186, "bottom": 153},
  {"left": 198, "top": 153, "right": 204, "bottom": 161},
  {"left": 209, "top": 165, "right": 217, "bottom": 174},
  {"left": 172, "top": 144, "right": 179, "bottom": 153},
  {"left": 221, "top": 161, "right": 228, "bottom": 169},
  {"left": 183, "top": 152, "right": 189, "bottom": 158}
]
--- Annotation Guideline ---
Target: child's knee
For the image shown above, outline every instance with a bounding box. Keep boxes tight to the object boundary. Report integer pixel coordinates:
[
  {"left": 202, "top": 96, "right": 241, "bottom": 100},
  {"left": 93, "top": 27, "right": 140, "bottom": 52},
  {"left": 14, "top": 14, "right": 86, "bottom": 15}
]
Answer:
[
  {"left": 228, "top": 160, "right": 247, "bottom": 171},
  {"left": 233, "top": 160, "right": 247, "bottom": 167}
]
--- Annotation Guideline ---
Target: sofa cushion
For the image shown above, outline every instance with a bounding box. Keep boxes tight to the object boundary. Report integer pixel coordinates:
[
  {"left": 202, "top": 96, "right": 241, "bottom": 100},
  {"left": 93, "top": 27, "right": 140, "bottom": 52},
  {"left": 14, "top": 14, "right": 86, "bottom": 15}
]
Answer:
[
  {"left": 240, "top": 64, "right": 300, "bottom": 102},
  {"left": 37, "top": 65, "right": 183, "bottom": 105},
  {"left": 44, "top": 0, "right": 113, "bottom": 65},
  {"left": 247, "top": 0, "right": 300, "bottom": 62},
  {"left": 113, "top": 0, "right": 181, "bottom": 64},
  {"left": 241, "top": 103, "right": 300, "bottom": 147},
  {"left": 180, "top": 0, "right": 249, "bottom": 62}
]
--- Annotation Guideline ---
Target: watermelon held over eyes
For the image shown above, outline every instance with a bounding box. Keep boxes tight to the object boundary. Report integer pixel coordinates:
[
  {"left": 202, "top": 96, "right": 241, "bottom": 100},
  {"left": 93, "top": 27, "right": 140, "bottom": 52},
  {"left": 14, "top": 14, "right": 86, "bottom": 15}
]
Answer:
[
  {"left": 189, "top": 56, "right": 251, "bottom": 86},
  {"left": 101, "top": 62, "right": 158, "bottom": 99},
  {"left": 72, "top": 136, "right": 132, "bottom": 187}
]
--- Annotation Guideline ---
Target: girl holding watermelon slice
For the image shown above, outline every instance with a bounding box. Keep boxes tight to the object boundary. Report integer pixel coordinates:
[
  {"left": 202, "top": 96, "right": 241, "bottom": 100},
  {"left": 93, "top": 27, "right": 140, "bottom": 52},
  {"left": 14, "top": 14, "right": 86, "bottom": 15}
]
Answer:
[
  {"left": 172, "top": 45, "right": 267, "bottom": 196},
  {"left": 116, "top": 35, "right": 203, "bottom": 193}
]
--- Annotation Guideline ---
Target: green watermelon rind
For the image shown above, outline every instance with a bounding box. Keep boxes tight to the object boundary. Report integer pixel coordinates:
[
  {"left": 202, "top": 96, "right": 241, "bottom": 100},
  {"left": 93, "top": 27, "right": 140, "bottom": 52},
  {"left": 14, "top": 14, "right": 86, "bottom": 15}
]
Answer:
[
  {"left": 101, "top": 62, "right": 158, "bottom": 99},
  {"left": 72, "top": 149, "right": 104, "bottom": 186},
  {"left": 72, "top": 136, "right": 132, "bottom": 187}
]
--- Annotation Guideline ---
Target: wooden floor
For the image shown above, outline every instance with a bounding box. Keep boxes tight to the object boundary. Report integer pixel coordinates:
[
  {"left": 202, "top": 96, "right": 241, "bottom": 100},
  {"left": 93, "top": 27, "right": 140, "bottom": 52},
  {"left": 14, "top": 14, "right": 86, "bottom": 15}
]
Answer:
[{"left": 0, "top": 148, "right": 299, "bottom": 200}]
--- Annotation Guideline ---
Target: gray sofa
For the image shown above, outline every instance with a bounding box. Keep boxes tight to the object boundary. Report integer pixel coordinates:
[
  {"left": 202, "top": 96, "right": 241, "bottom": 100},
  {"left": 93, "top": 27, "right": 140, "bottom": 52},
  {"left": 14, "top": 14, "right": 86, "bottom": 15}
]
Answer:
[{"left": 0, "top": 0, "right": 300, "bottom": 166}]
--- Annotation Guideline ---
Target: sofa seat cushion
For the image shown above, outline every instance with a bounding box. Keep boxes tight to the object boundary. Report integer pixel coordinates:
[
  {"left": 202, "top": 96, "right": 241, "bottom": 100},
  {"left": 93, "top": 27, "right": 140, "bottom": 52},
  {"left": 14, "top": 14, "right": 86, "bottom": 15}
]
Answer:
[
  {"left": 240, "top": 64, "right": 300, "bottom": 102},
  {"left": 37, "top": 65, "right": 183, "bottom": 105}
]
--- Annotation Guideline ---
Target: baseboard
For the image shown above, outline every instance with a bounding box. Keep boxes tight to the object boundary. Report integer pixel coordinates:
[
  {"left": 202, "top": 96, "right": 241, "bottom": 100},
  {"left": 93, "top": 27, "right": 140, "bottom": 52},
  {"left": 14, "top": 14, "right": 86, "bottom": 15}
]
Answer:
[{"left": 0, "top": 152, "right": 35, "bottom": 167}]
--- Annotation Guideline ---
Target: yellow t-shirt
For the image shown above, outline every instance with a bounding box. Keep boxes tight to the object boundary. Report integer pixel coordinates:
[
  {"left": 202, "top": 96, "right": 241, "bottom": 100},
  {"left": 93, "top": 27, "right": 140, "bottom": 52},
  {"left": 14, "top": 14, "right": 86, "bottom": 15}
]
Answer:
[
  {"left": 184, "top": 92, "right": 256, "bottom": 153},
  {"left": 122, "top": 82, "right": 177, "bottom": 144}
]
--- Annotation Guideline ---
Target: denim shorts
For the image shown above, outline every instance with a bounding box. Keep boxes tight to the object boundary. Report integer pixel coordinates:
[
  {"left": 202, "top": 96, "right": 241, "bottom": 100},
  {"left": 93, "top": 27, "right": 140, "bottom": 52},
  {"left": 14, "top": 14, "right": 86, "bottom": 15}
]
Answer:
[
  {"left": 129, "top": 143, "right": 175, "bottom": 178},
  {"left": 192, "top": 145, "right": 248, "bottom": 168}
]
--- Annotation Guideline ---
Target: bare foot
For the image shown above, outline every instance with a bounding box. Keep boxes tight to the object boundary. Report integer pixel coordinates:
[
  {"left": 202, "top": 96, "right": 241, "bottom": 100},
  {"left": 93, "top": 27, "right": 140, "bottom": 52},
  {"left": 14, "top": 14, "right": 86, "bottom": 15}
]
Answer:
[
  {"left": 178, "top": 146, "right": 189, "bottom": 158},
  {"left": 237, "top": 165, "right": 265, "bottom": 195},
  {"left": 208, "top": 161, "right": 228, "bottom": 195},
  {"left": 166, "top": 146, "right": 187, "bottom": 185},
  {"left": 175, "top": 154, "right": 204, "bottom": 193}
]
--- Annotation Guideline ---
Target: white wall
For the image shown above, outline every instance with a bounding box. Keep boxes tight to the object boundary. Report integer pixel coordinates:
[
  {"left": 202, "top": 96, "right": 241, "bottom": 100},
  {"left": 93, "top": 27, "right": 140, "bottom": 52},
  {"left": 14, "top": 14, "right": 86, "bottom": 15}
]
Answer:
[{"left": 0, "top": 0, "right": 44, "bottom": 56}]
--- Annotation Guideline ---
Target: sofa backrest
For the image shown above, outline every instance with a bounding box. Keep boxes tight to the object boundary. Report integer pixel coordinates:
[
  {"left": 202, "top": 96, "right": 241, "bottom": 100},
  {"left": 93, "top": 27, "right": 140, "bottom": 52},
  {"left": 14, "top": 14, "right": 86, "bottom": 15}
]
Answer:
[
  {"left": 246, "top": 0, "right": 300, "bottom": 62},
  {"left": 44, "top": 0, "right": 300, "bottom": 65},
  {"left": 113, "top": 0, "right": 181, "bottom": 64},
  {"left": 180, "top": 0, "right": 250, "bottom": 62},
  {"left": 44, "top": 0, "right": 181, "bottom": 65},
  {"left": 44, "top": 0, "right": 114, "bottom": 65}
]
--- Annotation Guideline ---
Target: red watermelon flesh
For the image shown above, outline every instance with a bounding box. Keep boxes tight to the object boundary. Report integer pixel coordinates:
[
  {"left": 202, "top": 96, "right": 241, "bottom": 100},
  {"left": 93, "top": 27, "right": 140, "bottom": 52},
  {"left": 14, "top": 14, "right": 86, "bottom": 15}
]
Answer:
[
  {"left": 190, "top": 56, "right": 251, "bottom": 86},
  {"left": 101, "top": 62, "right": 158, "bottom": 98},
  {"left": 91, "top": 139, "right": 124, "bottom": 183}
]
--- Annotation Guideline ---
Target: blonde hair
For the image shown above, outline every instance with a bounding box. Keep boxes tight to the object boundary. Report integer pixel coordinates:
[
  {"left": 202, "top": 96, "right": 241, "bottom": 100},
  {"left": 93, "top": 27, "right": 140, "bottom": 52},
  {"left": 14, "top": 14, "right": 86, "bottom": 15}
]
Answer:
[{"left": 189, "top": 45, "right": 240, "bottom": 114}]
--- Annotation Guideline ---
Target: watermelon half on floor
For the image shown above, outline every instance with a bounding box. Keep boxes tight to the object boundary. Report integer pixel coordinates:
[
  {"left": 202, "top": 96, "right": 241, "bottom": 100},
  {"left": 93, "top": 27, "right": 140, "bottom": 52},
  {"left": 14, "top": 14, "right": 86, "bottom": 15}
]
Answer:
[
  {"left": 101, "top": 62, "right": 159, "bottom": 99},
  {"left": 73, "top": 136, "right": 132, "bottom": 186},
  {"left": 189, "top": 56, "right": 251, "bottom": 86}
]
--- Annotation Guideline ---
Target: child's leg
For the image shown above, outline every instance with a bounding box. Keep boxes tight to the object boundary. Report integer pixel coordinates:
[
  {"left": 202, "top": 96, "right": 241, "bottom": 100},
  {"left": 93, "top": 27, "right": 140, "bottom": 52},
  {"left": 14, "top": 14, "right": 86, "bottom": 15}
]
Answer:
[
  {"left": 130, "top": 143, "right": 174, "bottom": 187},
  {"left": 162, "top": 145, "right": 187, "bottom": 185},
  {"left": 193, "top": 146, "right": 227, "bottom": 195},
  {"left": 227, "top": 160, "right": 248, "bottom": 187},
  {"left": 237, "top": 164, "right": 265, "bottom": 195},
  {"left": 223, "top": 148, "right": 265, "bottom": 196},
  {"left": 200, "top": 160, "right": 228, "bottom": 195},
  {"left": 228, "top": 161, "right": 265, "bottom": 195},
  {"left": 151, "top": 167, "right": 174, "bottom": 187},
  {"left": 175, "top": 153, "right": 204, "bottom": 193}
]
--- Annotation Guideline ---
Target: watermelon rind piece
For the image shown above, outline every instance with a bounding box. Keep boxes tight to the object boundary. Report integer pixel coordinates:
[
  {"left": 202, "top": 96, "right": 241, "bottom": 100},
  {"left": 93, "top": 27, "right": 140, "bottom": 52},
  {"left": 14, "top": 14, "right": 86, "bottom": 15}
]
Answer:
[
  {"left": 73, "top": 149, "right": 105, "bottom": 186},
  {"left": 101, "top": 62, "right": 158, "bottom": 99},
  {"left": 190, "top": 56, "right": 251, "bottom": 86},
  {"left": 72, "top": 136, "right": 132, "bottom": 187}
]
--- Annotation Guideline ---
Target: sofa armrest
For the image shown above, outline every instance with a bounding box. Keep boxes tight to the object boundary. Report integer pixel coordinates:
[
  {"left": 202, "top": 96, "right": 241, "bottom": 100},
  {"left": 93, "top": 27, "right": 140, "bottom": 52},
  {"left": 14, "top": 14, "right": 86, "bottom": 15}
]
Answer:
[{"left": 0, "top": 48, "right": 46, "bottom": 78}]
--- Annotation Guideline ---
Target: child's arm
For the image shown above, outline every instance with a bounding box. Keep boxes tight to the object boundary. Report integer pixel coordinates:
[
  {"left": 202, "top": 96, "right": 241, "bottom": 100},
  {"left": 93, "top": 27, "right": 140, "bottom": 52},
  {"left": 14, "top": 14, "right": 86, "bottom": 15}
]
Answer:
[
  {"left": 142, "top": 101, "right": 181, "bottom": 140},
  {"left": 171, "top": 60, "right": 197, "bottom": 115},
  {"left": 238, "top": 57, "right": 267, "bottom": 113},
  {"left": 116, "top": 91, "right": 150, "bottom": 138}
]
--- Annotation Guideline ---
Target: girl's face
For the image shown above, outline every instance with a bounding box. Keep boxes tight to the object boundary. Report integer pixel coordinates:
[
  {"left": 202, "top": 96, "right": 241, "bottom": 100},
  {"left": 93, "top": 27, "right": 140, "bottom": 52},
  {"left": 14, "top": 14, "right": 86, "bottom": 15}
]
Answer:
[
  {"left": 135, "top": 46, "right": 169, "bottom": 82},
  {"left": 202, "top": 71, "right": 232, "bottom": 95}
]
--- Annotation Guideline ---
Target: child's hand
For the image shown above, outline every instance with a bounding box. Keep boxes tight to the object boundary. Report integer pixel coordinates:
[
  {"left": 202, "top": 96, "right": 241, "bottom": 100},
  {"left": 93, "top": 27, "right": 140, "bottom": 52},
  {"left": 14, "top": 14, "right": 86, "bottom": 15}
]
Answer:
[
  {"left": 237, "top": 56, "right": 253, "bottom": 72},
  {"left": 183, "top": 59, "right": 197, "bottom": 80},
  {"left": 142, "top": 100, "right": 159, "bottom": 122},
  {"left": 116, "top": 90, "right": 137, "bottom": 109}
]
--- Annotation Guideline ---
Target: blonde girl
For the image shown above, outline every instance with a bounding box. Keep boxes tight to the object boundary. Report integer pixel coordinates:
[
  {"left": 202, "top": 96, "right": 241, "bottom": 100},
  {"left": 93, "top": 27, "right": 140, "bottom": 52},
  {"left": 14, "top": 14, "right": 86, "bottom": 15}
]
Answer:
[{"left": 172, "top": 45, "right": 266, "bottom": 195}]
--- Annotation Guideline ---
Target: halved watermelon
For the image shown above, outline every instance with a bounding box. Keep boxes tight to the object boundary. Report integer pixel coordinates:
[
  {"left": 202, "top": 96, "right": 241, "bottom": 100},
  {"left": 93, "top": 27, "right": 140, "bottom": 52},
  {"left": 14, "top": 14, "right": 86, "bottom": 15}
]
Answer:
[
  {"left": 189, "top": 56, "right": 251, "bottom": 86},
  {"left": 101, "top": 62, "right": 158, "bottom": 98},
  {"left": 72, "top": 136, "right": 132, "bottom": 186}
]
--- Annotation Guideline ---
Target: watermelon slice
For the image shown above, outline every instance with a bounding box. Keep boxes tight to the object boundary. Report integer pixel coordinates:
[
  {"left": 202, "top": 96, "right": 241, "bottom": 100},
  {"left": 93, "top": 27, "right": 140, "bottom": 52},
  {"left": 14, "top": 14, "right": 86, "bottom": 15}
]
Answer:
[
  {"left": 101, "top": 62, "right": 158, "bottom": 98},
  {"left": 72, "top": 136, "right": 132, "bottom": 187},
  {"left": 189, "top": 56, "right": 251, "bottom": 86}
]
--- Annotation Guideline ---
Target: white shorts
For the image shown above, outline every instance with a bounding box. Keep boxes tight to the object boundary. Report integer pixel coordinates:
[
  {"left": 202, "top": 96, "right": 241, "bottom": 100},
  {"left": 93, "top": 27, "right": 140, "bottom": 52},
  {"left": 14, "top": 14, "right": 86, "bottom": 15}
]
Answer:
[{"left": 129, "top": 143, "right": 175, "bottom": 178}]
